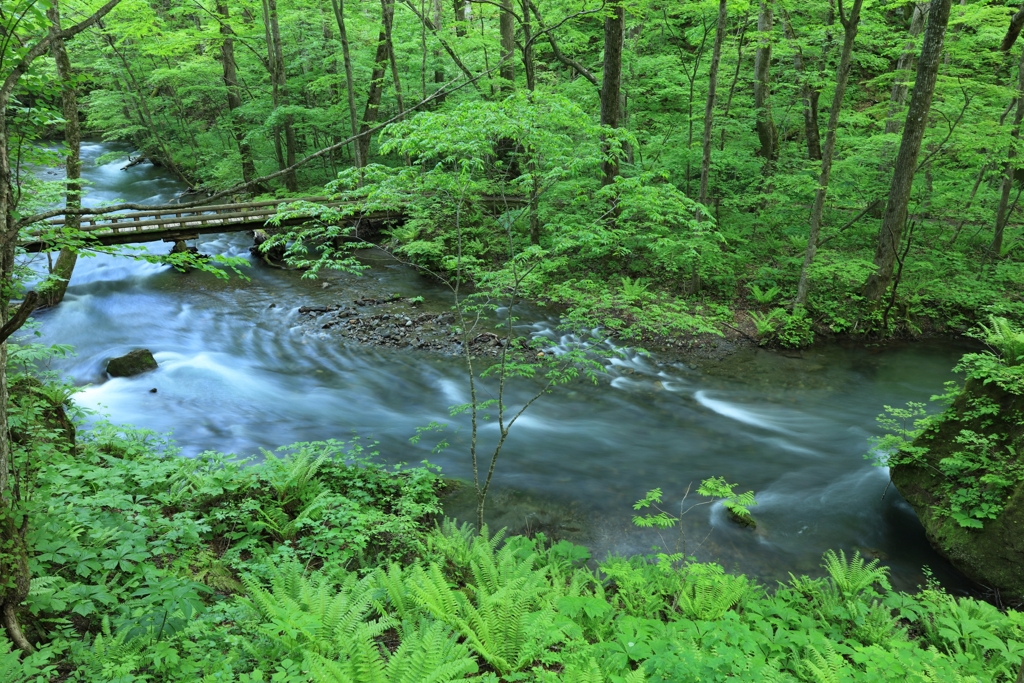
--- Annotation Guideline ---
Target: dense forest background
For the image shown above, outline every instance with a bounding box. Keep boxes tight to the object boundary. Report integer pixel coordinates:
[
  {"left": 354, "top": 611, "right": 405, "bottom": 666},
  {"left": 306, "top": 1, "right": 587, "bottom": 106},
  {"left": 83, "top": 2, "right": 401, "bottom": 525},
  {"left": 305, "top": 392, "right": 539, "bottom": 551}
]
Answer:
[{"left": 15, "top": 0, "right": 1022, "bottom": 345}]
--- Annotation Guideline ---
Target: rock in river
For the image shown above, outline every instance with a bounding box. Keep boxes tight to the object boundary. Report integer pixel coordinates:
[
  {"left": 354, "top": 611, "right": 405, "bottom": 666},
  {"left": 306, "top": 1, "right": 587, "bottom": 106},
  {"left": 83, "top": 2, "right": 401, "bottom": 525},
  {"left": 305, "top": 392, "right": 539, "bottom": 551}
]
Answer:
[
  {"left": 891, "top": 377, "right": 1024, "bottom": 599},
  {"left": 107, "top": 349, "right": 158, "bottom": 377}
]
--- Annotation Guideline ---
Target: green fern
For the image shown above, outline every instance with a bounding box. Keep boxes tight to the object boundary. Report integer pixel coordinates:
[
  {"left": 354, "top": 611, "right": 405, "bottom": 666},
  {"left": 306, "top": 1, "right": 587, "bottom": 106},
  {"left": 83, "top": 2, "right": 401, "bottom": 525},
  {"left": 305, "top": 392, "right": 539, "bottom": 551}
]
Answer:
[
  {"left": 241, "top": 559, "right": 386, "bottom": 658},
  {"left": 801, "top": 642, "right": 846, "bottom": 683},
  {"left": 375, "top": 562, "right": 418, "bottom": 623},
  {"left": 749, "top": 283, "right": 782, "bottom": 305},
  {"left": 424, "top": 521, "right": 504, "bottom": 583},
  {"left": 749, "top": 308, "right": 785, "bottom": 337},
  {"left": 977, "top": 315, "right": 1024, "bottom": 366},
  {"left": 305, "top": 616, "right": 481, "bottom": 683},
  {"left": 258, "top": 442, "right": 332, "bottom": 505},
  {"left": 78, "top": 616, "right": 147, "bottom": 681},
  {"left": 409, "top": 553, "right": 562, "bottom": 675},
  {"left": 620, "top": 276, "right": 651, "bottom": 303},
  {"left": 821, "top": 549, "right": 891, "bottom": 600},
  {"left": 676, "top": 563, "right": 749, "bottom": 621}
]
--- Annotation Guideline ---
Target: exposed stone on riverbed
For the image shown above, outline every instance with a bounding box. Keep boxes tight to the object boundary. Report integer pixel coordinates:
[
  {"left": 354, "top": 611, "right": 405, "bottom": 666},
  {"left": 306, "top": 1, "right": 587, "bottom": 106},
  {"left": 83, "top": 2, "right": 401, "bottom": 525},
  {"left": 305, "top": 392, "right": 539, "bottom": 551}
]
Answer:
[
  {"left": 107, "top": 349, "right": 158, "bottom": 377},
  {"left": 297, "top": 296, "right": 515, "bottom": 356}
]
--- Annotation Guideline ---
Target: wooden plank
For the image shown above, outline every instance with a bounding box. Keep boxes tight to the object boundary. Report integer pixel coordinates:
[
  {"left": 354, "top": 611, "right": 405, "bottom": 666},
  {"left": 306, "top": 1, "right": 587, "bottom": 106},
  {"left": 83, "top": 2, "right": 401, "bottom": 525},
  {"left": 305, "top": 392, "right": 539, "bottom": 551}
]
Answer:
[
  {"left": 33, "top": 201, "right": 349, "bottom": 235},
  {"left": 43, "top": 196, "right": 337, "bottom": 227},
  {"left": 20, "top": 207, "right": 402, "bottom": 252}
]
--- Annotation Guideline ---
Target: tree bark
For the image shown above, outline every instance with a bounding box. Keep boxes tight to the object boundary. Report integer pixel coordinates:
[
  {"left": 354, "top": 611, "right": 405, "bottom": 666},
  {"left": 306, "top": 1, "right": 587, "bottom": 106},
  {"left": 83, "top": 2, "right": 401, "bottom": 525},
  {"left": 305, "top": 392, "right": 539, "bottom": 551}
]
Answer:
[
  {"left": 432, "top": 0, "right": 446, "bottom": 104},
  {"left": 699, "top": 0, "right": 727, "bottom": 208},
  {"left": 217, "top": 0, "right": 257, "bottom": 185},
  {"left": 862, "top": 0, "right": 953, "bottom": 302},
  {"left": 383, "top": 0, "right": 408, "bottom": 129},
  {"left": 332, "top": 0, "right": 363, "bottom": 168},
  {"left": 601, "top": 1, "right": 625, "bottom": 185},
  {"left": 796, "top": 0, "right": 865, "bottom": 306},
  {"left": 992, "top": 50, "right": 1024, "bottom": 256},
  {"left": 267, "top": 0, "right": 297, "bottom": 189},
  {"left": 521, "top": 0, "right": 535, "bottom": 91},
  {"left": 753, "top": 1, "right": 778, "bottom": 163},
  {"left": 499, "top": 0, "right": 516, "bottom": 87},
  {"left": 781, "top": 9, "right": 820, "bottom": 160},
  {"left": 885, "top": 3, "right": 928, "bottom": 135},
  {"left": 1001, "top": 3, "right": 1024, "bottom": 53},
  {"left": 720, "top": 7, "right": 751, "bottom": 151},
  {"left": 359, "top": 3, "right": 394, "bottom": 164},
  {"left": 454, "top": 0, "right": 469, "bottom": 36},
  {"left": 43, "top": 3, "right": 81, "bottom": 308},
  {"left": 260, "top": 1, "right": 286, "bottom": 172}
]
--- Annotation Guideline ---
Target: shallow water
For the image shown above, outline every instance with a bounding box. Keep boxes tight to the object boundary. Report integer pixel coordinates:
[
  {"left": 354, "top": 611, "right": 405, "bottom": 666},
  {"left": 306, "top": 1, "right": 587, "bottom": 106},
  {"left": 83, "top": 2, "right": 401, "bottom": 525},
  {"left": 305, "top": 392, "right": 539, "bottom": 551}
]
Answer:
[{"left": 27, "top": 142, "right": 978, "bottom": 593}]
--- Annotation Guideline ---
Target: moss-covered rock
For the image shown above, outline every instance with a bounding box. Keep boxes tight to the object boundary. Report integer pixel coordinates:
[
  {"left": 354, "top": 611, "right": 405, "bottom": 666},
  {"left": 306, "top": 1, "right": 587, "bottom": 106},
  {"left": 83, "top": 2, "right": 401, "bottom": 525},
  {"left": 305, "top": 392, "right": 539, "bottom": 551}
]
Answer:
[
  {"left": 891, "top": 378, "right": 1024, "bottom": 598},
  {"left": 107, "top": 349, "right": 158, "bottom": 377}
]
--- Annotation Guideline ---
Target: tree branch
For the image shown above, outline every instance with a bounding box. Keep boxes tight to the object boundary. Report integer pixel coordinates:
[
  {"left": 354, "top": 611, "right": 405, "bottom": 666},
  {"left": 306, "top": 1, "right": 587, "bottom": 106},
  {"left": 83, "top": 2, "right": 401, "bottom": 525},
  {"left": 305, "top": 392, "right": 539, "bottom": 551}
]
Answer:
[
  {"left": 400, "top": 0, "right": 480, "bottom": 89},
  {"left": 1, "top": 0, "right": 122, "bottom": 104},
  {"left": 0, "top": 291, "right": 37, "bottom": 344},
  {"left": 527, "top": 0, "right": 598, "bottom": 85}
]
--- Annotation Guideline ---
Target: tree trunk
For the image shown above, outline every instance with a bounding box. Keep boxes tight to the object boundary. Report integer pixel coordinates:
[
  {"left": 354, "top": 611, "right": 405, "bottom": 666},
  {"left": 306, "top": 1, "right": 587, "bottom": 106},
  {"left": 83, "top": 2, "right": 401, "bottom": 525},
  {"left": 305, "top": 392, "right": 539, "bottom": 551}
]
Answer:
[
  {"left": 454, "top": 0, "right": 468, "bottom": 36},
  {"left": 1001, "top": 2, "right": 1024, "bottom": 53},
  {"left": 720, "top": 7, "right": 751, "bottom": 151},
  {"left": 359, "top": 4, "right": 394, "bottom": 164},
  {"left": 217, "top": 0, "right": 257, "bottom": 185},
  {"left": 267, "top": 0, "right": 297, "bottom": 189},
  {"left": 862, "top": 0, "right": 953, "bottom": 302},
  {"left": 699, "top": 0, "right": 727, "bottom": 208},
  {"left": 753, "top": 1, "right": 778, "bottom": 163},
  {"left": 332, "top": 0, "right": 363, "bottom": 168},
  {"left": 432, "top": 0, "right": 446, "bottom": 105},
  {"left": 521, "top": 0, "right": 535, "bottom": 91},
  {"left": 499, "top": 0, "right": 515, "bottom": 88},
  {"left": 795, "top": 0, "right": 866, "bottom": 307},
  {"left": 993, "top": 50, "right": 1024, "bottom": 256},
  {"left": 885, "top": 3, "right": 928, "bottom": 135},
  {"left": 43, "top": 3, "right": 81, "bottom": 308},
  {"left": 383, "top": 0, "right": 407, "bottom": 128},
  {"left": 781, "top": 9, "right": 820, "bottom": 160},
  {"left": 601, "top": 1, "right": 624, "bottom": 185}
]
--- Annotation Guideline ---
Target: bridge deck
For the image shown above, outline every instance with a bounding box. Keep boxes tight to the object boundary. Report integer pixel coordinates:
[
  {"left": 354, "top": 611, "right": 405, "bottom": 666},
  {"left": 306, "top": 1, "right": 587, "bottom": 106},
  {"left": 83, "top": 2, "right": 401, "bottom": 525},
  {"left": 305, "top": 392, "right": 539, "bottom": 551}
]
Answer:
[
  {"left": 21, "top": 197, "right": 397, "bottom": 252},
  {"left": 21, "top": 195, "right": 526, "bottom": 252}
]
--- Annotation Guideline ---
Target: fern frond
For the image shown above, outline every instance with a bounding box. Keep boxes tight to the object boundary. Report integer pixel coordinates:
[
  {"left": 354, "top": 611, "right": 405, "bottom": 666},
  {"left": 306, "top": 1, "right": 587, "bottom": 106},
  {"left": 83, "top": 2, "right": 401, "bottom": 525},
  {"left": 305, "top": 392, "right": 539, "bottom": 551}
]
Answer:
[
  {"left": 801, "top": 643, "right": 845, "bottom": 683},
  {"left": 822, "top": 549, "right": 891, "bottom": 600}
]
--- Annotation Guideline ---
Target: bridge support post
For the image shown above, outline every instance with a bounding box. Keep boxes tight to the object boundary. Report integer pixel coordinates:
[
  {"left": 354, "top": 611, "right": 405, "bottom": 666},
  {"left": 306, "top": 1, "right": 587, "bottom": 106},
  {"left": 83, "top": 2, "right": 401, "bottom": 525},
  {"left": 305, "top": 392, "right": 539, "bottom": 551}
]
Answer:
[
  {"left": 250, "top": 229, "right": 286, "bottom": 266},
  {"left": 169, "top": 239, "right": 192, "bottom": 255},
  {"left": 164, "top": 235, "right": 201, "bottom": 272}
]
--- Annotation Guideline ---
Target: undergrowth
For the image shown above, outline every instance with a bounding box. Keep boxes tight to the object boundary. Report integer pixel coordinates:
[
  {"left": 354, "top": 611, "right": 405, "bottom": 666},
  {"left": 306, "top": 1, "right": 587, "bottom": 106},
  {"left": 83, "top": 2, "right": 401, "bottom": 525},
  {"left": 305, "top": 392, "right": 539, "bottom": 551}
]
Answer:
[{"left": 1, "top": 420, "right": 1022, "bottom": 682}]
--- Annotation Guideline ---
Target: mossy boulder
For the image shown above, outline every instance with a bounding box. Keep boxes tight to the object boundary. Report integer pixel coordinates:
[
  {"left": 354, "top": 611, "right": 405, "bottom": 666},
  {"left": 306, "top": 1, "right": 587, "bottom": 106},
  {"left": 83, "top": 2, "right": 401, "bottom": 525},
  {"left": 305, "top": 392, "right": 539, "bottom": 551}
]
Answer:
[
  {"left": 727, "top": 506, "right": 757, "bottom": 529},
  {"left": 107, "top": 349, "right": 158, "bottom": 377},
  {"left": 891, "top": 378, "right": 1024, "bottom": 598}
]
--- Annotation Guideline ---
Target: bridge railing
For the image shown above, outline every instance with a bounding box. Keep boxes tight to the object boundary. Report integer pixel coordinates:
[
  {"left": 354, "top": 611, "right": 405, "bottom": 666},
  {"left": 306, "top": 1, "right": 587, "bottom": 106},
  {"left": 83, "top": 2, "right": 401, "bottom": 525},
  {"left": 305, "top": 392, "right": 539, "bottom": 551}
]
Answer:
[{"left": 41, "top": 196, "right": 339, "bottom": 230}]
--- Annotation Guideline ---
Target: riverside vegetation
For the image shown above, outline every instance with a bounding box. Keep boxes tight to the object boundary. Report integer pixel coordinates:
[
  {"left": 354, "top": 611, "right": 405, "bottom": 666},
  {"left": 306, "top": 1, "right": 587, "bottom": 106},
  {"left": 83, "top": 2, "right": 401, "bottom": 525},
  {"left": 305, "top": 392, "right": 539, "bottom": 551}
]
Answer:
[{"left": 2, "top": 347, "right": 1024, "bottom": 682}]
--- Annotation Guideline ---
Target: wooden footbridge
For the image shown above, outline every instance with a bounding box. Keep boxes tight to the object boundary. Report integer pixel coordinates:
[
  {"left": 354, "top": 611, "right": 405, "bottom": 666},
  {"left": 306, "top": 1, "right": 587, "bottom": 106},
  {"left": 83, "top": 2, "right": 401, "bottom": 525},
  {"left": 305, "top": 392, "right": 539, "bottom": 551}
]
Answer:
[
  {"left": 22, "top": 195, "right": 527, "bottom": 252},
  {"left": 21, "top": 197, "right": 397, "bottom": 252}
]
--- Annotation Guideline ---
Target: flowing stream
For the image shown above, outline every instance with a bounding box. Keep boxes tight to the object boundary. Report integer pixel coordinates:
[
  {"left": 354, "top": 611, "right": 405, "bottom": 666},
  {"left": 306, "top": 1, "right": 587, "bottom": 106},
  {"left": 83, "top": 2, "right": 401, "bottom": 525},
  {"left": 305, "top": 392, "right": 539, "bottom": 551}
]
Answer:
[{"left": 28, "top": 142, "right": 978, "bottom": 593}]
